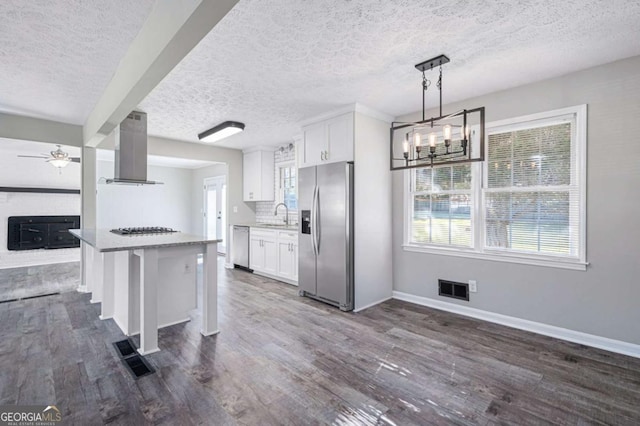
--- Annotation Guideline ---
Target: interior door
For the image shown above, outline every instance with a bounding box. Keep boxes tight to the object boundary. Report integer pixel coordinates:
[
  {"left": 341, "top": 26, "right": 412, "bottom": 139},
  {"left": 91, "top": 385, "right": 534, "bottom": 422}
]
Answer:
[{"left": 204, "top": 176, "right": 227, "bottom": 254}]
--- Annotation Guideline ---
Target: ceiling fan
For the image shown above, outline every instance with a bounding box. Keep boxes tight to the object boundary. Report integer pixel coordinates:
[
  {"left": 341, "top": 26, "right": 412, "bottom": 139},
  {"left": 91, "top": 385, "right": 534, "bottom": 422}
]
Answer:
[{"left": 17, "top": 145, "right": 80, "bottom": 170}]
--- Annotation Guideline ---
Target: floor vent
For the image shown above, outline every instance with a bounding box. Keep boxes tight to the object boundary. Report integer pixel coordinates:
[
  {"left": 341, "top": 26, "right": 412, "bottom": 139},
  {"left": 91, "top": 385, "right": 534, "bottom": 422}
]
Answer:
[
  {"left": 438, "top": 279, "right": 469, "bottom": 301},
  {"left": 113, "top": 339, "right": 137, "bottom": 358},
  {"left": 122, "top": 355, "right": 155, "bottom": 379},
  {"left": 113, "top": 338, "right": 155, "bottom": 379},
  {"left": 0, "top": 292, "right": 60, "bottom": 304}
]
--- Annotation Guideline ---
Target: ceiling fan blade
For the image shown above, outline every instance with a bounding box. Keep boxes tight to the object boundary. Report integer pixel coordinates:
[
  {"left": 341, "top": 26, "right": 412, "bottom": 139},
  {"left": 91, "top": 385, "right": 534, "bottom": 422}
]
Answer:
[
  {"left": 17, "top": 155, "right": 49, "bottom": 159},
  {"left": 70, "top": 157, "right": 81, "bottom": 163}
]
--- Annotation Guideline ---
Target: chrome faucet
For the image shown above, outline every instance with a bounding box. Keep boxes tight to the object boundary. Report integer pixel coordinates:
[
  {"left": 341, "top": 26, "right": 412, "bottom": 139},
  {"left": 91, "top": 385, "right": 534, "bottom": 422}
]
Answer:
[{"left": 274, "top": 203, "right": 289, "bottom": 225}]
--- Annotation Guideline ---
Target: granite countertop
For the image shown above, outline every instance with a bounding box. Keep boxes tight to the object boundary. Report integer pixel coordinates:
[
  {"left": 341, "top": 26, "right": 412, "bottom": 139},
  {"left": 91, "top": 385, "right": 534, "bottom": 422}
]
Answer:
[
  {"left": 235, "top": 223, "right": 299, "bottom": 231},
  {"left": 70, "top": 229, "right": 222, "bottom": 253}
]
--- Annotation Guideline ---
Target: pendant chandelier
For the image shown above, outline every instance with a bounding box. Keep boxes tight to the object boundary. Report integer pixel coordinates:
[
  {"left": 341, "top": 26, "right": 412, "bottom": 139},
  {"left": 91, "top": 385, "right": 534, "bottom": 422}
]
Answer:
[{"left": 390, "top": 55, "right": 485, "bottom": 171}]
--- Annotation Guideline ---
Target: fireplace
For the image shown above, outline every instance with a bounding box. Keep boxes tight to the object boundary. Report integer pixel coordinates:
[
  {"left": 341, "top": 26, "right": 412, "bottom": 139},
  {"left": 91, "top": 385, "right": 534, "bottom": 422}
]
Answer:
[{"left": 7, "top": 216, "right": 81, "bottom": 251}]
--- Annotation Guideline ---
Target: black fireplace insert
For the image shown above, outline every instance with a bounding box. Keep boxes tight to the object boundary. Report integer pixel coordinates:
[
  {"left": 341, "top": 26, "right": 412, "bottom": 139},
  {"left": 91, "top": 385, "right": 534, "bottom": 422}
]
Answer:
[{"left": 7, "top": 216, "right": 81, "bottom": 251}]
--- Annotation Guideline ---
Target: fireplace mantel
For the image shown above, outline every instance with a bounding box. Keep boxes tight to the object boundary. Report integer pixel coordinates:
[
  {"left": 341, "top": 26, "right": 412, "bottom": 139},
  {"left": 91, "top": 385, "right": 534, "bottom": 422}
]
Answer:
[{"left": 0, "top": 186, "right": 80, "bottom": 194}]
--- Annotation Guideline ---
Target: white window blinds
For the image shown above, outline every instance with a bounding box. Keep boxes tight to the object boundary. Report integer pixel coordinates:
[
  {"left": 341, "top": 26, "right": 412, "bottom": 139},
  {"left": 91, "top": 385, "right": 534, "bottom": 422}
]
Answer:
[{"left": 484, "top": 117, "right": 580, "bottom": 258}]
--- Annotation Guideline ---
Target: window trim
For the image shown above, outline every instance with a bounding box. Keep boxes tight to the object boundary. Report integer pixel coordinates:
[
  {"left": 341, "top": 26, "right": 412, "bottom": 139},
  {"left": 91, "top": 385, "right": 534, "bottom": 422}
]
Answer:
[
  {"left": 277, "top": 161, "right": 298, "bottom": 212},
  {"left": 403, "top": 104, "right": 588, "bottom": 271}
]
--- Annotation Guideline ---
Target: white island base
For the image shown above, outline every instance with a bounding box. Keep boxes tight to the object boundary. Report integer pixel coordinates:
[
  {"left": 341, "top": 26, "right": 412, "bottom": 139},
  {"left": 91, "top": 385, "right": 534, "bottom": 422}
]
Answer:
[{"left": 72, "top": 229, "right": 220, "bottom": 355}]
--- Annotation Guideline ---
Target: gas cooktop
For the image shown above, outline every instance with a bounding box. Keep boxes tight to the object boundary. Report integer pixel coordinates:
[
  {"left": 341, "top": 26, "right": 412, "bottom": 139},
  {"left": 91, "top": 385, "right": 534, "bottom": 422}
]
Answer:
[{"left": 110, "top": 227, "right": 178, "bottom": 236}]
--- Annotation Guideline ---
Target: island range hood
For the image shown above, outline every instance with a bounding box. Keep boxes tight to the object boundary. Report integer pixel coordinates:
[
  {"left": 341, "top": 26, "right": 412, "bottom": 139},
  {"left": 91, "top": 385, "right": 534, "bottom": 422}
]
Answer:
[{"left": 105, "top": 111, "right": 162, "bottom": 185}]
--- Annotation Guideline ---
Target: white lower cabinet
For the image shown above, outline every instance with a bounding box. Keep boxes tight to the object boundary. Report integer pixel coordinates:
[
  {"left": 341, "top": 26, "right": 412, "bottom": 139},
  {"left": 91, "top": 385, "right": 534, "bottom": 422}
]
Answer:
[
  {"left": 250, "top": 227, "right": 298, "bottom": 285},
  {"left": 277, "top": 231, "right": 298, "bottom": 282},
  {"left": 249, "top": 229, "right": 277, "bottom": 275}
]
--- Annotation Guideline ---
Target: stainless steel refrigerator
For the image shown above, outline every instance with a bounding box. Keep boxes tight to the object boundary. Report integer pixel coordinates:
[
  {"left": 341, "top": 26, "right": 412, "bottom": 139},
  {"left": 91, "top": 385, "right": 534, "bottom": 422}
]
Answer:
[{"left": 298, "top": 161, "right": 354, "bottom": 311}]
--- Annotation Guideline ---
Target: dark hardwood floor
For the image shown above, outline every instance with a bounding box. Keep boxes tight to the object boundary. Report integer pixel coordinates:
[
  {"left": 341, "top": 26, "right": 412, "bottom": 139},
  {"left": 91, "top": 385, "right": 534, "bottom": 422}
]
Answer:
[
  {"left": 0, "top": 261, "right": 79, "bottom": 302},
  {"left": 1, "top": 259, "right": 640, "bottom": 425}
]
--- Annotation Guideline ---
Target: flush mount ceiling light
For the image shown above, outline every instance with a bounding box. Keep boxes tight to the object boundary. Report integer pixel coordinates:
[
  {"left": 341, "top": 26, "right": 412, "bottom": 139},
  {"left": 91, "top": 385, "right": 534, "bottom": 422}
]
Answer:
[
  {"left": 198, "top": 121, "right": 245, "bottom": 143},
  {"left": 390, "top": 55, "right": 485, "bottom": 171}
]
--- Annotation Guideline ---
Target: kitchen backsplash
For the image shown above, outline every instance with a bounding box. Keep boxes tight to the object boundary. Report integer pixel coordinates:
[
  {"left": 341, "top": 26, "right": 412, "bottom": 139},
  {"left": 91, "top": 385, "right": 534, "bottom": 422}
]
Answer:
[{"left": 255, "top": 144, "right": 298, "bottom": 225}]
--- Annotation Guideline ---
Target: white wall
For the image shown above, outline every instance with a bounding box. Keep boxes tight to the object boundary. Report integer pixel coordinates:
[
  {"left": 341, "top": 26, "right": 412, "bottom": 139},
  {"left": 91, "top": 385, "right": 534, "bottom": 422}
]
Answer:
[
  {"left": 354, "top": 112, "right": 393, "bottom": 310},
  {"left": 149, "top": 136, "right": 256, "bottom": 266},
  {"left": 392, "top": 56, "right": 640, "bottom": 346},
  {"left": 0, "top": 140, "right": 81, "bottom": 268},
  {"left": 96, "top": 159, "right": 192, "bottom": 231}
]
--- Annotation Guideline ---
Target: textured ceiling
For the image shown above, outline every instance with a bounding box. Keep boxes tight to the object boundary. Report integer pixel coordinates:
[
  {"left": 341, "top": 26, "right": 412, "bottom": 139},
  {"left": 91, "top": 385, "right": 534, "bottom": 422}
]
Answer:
[
  {"left": 2, "top": 1, "right": 640, "bottom": 151},
  {"left": 0, "top": 0, "right": 155, "bottom": 124},
  {"left": 139, "top": 0, "right": 640, "bottom": 149}
]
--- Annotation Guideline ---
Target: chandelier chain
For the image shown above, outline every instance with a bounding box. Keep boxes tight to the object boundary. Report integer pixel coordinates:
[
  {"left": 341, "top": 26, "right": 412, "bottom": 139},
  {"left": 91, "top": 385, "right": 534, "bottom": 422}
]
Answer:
[{"left": 422, "top": 71, "right": 431, "bottom": 92}]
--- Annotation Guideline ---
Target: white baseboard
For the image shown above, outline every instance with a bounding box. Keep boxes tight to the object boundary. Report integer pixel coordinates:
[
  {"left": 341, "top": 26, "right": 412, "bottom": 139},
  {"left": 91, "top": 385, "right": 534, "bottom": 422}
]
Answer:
[
  {"left": 393, "top": 291, "right": 640, "bottom": 359},
  {"left": 126, "top": 317, "right": 191, "bottom": 336},
  {"left": 252, "top": 270, "right": 298, "bottom": 286},
  {"left": 354, "top": 296, "right": 393, "bottom": 313},
  {"left": 76, "top": 285, "right": 89, "bottom": 293},
  {"left": 137, "top": 347, "right": 160, "bottom": 356},
  {"left": 224, "top": 262, "right": 233, "bottom": 269}
]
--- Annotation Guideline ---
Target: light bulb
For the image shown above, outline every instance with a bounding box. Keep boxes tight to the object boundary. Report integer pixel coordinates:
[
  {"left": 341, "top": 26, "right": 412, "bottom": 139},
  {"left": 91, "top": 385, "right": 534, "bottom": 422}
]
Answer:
[
  {"left": 403, "top": 140, "right": 409, "bottom": 153},
  {"left": 414, "top": 132, "right": 421, "bottom": 147},
  {"left": 429, "top": 133, "right": 436, "bottom": 147},
  {"left": 443, "top": 125, "right": 451, "bottom": 142}
]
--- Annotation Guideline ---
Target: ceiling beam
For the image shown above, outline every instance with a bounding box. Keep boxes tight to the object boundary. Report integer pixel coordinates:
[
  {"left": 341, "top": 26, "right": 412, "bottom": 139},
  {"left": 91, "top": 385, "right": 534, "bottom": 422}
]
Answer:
[
  {"left": 83, "top": 0, "right": 239, "bottom": 147},
  {"left": 0, "top": 112, "right": 83, "bottom": 146}
]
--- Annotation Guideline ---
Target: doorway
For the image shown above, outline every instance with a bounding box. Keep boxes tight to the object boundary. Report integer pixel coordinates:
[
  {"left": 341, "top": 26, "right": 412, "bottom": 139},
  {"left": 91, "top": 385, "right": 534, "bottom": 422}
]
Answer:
[{"left": 204, "top": 176, "right": 227, "bottom": 254}]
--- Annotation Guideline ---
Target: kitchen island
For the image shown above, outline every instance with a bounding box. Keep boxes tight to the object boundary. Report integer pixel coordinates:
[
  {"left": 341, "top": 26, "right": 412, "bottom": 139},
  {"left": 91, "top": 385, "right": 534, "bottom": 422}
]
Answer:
[{"left": 70, "top": 229, "right": 221, "bottom": 355}]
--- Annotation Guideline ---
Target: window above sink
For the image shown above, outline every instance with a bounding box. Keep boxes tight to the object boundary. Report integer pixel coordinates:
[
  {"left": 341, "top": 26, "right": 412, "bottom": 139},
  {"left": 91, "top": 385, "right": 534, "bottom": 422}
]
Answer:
[{"left": 278, "top": 161, "right": 297, "bottom": 210}]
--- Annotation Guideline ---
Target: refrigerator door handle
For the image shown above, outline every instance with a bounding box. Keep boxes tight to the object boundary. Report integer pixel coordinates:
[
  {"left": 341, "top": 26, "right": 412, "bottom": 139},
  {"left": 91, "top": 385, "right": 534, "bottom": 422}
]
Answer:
[
  {"left": 315, "top": 187, "right": 321, "bottom": 253},
  {"left": 311, "top": 185, "right": 318, "bottom": 256}
]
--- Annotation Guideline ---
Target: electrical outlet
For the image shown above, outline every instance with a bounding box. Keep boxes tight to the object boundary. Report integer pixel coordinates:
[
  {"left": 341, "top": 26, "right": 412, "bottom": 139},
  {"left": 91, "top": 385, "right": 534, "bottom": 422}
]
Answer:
[
  {"left": 233, "top": 206, "right": 238, "bottom": 213},
  {"left": 468, "top": 280, "right": 477, "bottom": 293}
]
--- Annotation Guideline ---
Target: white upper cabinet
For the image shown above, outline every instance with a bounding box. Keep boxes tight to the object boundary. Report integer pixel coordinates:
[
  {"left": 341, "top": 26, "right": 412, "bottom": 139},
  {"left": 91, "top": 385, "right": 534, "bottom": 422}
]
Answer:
[
  {"left": 243, "top": 148, "right": 275, "bottom": 201},
  {"left": 298, "top": 112, "right": 354, "bottom": 168}
]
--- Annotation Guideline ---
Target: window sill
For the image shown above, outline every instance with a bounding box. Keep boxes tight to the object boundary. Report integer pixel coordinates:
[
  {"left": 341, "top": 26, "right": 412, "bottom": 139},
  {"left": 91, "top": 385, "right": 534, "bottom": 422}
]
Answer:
[{"left": 402, "top": 244, "right": 588, "bottom": 271}]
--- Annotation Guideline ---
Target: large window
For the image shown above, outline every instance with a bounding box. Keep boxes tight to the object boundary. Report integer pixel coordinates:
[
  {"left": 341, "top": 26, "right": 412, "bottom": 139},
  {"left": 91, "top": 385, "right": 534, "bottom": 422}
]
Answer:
[{"left": 405, "top": 105, "right": 587, "bottom": 270}]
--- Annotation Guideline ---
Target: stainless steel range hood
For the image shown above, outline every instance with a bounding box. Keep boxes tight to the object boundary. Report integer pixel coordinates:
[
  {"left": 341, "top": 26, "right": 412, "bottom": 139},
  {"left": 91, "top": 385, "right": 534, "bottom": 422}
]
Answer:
[{"left": 105, "top": 111, "right": 162, "bottom": 185}]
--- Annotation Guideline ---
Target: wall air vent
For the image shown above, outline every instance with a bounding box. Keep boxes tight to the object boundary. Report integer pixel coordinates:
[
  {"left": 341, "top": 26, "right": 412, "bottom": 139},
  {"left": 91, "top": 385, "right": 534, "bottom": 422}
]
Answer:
[{"left": 438, "top": 279, "right": 469, "bottom": 301}]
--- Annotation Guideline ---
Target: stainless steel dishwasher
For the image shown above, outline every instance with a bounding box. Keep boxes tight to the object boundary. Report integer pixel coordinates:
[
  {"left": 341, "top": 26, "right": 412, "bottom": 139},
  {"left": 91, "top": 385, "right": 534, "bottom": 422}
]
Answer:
[{"left": 232, "top": 225, "right": 251, "bottom": 271}]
